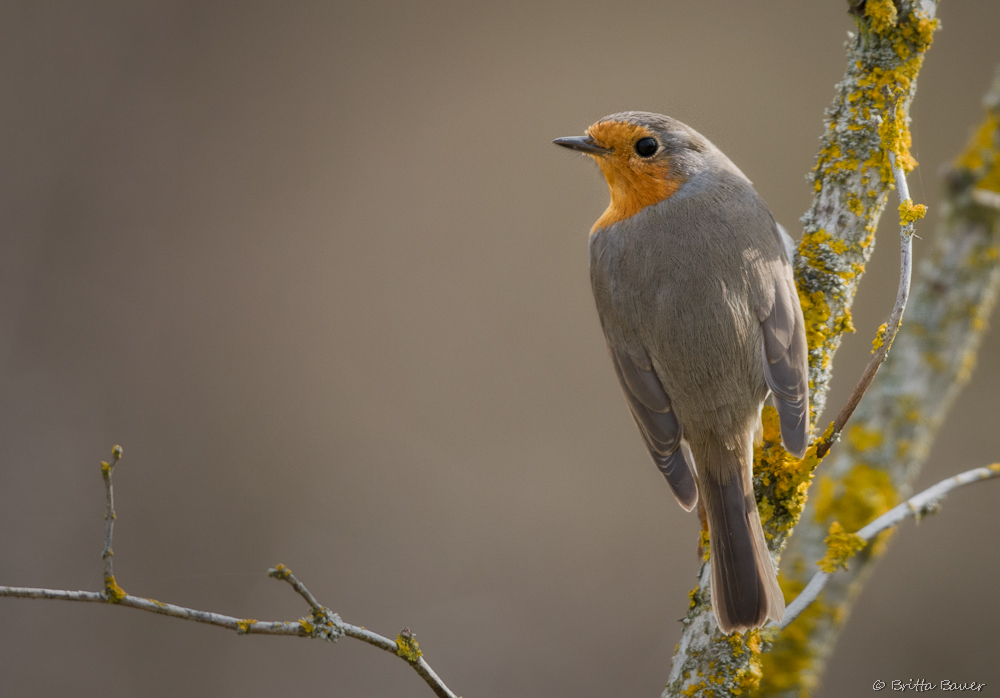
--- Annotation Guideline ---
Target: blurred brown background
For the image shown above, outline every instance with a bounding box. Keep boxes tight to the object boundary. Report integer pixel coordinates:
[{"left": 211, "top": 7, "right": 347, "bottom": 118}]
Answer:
[{"left": 2, "top": 2, "right": 999, "bottom": 696}]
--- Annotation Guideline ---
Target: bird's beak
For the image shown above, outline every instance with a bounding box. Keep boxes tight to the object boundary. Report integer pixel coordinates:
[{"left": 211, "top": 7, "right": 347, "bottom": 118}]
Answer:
[{"left": 552, "top": 135, "right": 612, "bottom": 156}]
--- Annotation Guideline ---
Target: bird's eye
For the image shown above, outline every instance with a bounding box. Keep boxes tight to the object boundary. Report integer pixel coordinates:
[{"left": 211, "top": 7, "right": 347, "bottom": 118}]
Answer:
[{"left": 634, "top": 137, "right": 658, "bottom": 157}]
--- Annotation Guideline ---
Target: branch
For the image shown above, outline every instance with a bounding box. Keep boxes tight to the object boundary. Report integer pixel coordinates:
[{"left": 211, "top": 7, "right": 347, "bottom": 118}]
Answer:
[
  {"left": 780, "top": 463, "right": 1000, "bottom": 628},
  {"left": 816, "top": 90, "right": 925, "bottom": 458},
  {"left": 0, "top": 448, "right": 459, "bottom": 698},
  {"left": 758, "top": 64, "right": 1000, "bottom": 696}
]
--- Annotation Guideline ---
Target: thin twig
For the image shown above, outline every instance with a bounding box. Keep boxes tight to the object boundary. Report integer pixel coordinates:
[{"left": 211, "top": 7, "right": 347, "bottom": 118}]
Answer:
[
  {"left": 779, "top": 463, "right": 1000, "bottom": 628},
  {"left": 268, "top": 564, "right": 324, "bottom": 612},
  {"left": 0, "top": 447, "right": 459, "bottom": 698},
  {"left": 816, "top": 93, "right": 920, "bottom": 458},
  {"left": 100, "top": 445, "right": 123, "bottom": 600}
]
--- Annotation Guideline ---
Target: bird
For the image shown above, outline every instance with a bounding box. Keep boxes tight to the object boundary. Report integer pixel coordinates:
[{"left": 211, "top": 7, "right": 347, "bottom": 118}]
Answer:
[{"left": 554, "top": 112, "right": 809, "bottom": 633}]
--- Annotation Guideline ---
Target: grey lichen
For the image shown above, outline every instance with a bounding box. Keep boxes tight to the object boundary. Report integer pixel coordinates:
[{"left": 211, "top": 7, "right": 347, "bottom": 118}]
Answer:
[{"left": 299, "top": 607, "right": 346, "bottom": 642}]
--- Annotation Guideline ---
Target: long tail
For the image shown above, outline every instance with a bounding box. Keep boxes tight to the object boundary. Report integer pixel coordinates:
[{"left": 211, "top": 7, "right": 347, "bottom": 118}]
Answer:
[{"left": 691, "top": 432, "right": 784, "bottom": 634}]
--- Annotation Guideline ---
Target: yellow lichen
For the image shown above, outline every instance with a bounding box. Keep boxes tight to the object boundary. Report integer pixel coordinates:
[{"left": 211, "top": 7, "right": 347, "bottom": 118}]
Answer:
[
  {"left": 969, "top": 245, "right": 1000, "bottom": 272},
  {"left": 754, "top": 409, "right": 834, "bottom": 536},
  {"left": 817, "top": 521, "right": 868, "bottom": 573},
  {"left": 757, "top": 569, "right": 830, "bottom": 696},
  {"left": 813, "top": 464, "right": 897, "bottom": 555},
  {"left": 898, "top": 198, "right": 927, "bottom": 225},
  {"left": 878, "top": 94, "right": 909, "bottom": 162},
  {"left": 811, "top": 8, "right": 937, "bottom": 212},
  {"left": 957, "top": 114, "right": 997, "bottom": 171},
  {"left": 864, "top": 72, "right": 918, "bottom": 175},
  {"left": 971, "top": 307, "right": 987, "bottom": 331},
  {"left": 101, "top": 460, "right": 111, "bottom": 476},
  {"left": 871, "top": 322, "right": 889, "bottom": 353},
  {"left": 718, "top": 630, "right": 763, "bottom": 695},
  {"left": 797, "top": 288, "right": 834, "bottom": 354},
  {"left": 922, "top": 351, "right": 946, "bottom": 372},
  {"left": 847, "top": 424, "right": 882, "bottom": 453},
  {"left": 237, "top": 619, "right": 257, "bottom": 634},
  {"left": 796, "top": 229, "right": 862, "bottom": 357},
  {"left": 845, "top": 192, "right": 864, "bottom": 216},
  {"left": 103, "top": 575, "right": 126, "bottom": 603},
  {"left": 734, "top": 660, "right": 763, "bottom": 696},
  {"left": 727, "top": 629, "right": 761, "bottom": 658},
  {"left": 681, "top": 682, "right": 706, "bottom": 697},
  {"left": 853, "top": 51, "right": 929, "bottom": 179},
  {"left": 865, "top": 0, "right": 897, "bottom": 36},
  {"left": 396, "top": 632, "right": 423, "bottom": 663},
  {"left": 955, "top": 113, "right": 1000, "bottom": 193},
  {"left": 757, "top": 495, "right": 775, "bottom": 529},
  {"left": 899, "top": 11, "right": 937, "bottom": 51}
]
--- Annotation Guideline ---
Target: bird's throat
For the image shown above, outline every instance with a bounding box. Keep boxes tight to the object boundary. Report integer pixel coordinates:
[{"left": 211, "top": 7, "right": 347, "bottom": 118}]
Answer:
[{"left": 591, "top": 156, "right": 681, "bottom": 233}]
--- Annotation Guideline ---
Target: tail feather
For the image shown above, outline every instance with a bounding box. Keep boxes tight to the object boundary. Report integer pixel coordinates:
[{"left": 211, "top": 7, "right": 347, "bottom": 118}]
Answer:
[{"left": 693, "top": 433, "right": 784, "bottom": 633}]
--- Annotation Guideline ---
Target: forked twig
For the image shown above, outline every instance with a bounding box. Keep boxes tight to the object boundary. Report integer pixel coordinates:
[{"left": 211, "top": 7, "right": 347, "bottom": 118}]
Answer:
[{"left": 0, "top": 447, "right": 459, "bottom": 698}]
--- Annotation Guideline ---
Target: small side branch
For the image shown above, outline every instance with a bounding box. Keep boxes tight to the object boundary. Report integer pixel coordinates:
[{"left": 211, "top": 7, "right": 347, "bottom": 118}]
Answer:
[
  {"left": 268, "top": 563, "right": 324, "bottom": 612},
  {"left": 780, "top": 463, "right": 1000, "bottom": 628},
  {"left": 101, "top": 445, "right": 125, "bottom": 601},
  {"left": 817, "top": 93, "right": 925, "bottom": 458},
  {"left": 0, "top": 447, "right": 459, "bottom": 698}
]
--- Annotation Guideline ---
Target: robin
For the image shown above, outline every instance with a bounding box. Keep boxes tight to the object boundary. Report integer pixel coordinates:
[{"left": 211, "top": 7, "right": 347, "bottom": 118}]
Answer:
[{"left": 554, "top": 112, "right": 809, "bottom": 633}]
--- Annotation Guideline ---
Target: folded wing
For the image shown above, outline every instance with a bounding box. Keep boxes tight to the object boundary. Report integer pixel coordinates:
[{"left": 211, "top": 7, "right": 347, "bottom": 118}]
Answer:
[
  {"left": 610, "top": 345, "right": 698, "bottom": 511},
  {"left": 759, "top": 272, "right": 810, "bottom": 458}
]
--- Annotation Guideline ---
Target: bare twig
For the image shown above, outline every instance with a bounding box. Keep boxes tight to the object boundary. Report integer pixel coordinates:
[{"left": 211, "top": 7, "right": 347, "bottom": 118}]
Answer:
[
  {"left": 101, "top": 445, "right": 124, "bottom": 601},
  {"left": 268, "top": 563, "right": 324, "bottom": 612},
  {"left": 779, "top": 463, "right": 1000, "bottom": 628},
  {"left": 0, "top": 447, "right": 459, "bottom": 698},
  {"left": 816, "top": 92, "right": 922, "bottom": 458}
]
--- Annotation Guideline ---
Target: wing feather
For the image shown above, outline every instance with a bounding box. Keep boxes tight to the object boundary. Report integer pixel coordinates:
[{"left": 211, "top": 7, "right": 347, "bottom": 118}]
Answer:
[
  {"left": 760, "top": 273, "right": 810, "bottom": 458},
  {"left": 610, "top": 346, "right": 698, "bottom": 510}
]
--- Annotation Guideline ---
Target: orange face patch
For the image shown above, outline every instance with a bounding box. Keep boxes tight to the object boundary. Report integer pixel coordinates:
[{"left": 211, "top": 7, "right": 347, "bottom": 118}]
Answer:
[{"left": 585, "top": 121, "right": 683, "bottom": 232}]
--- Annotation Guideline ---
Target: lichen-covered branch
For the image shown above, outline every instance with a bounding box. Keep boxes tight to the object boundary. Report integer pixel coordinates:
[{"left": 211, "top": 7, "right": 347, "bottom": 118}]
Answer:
[
  {"left": 780, "top": 463, "right": 1000, "bottom": 629},
  {"left": 815, "top": 92, "right": 925, "bottom": 458},
  {"left": 798, "top": 0, "right": 937, "bottom": 422},
  {"left": 664, "top": 3, "right": 940, "bottom": 695},
  {"left": 0, "top": 448, "right": 459, "bottom": 698},
  {"left": 757, "top": 65, "right": 1000, "bottom": 697},
  {"left": 775, "top": 87, "right": 927, "bottom": 628}
]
